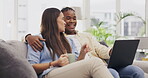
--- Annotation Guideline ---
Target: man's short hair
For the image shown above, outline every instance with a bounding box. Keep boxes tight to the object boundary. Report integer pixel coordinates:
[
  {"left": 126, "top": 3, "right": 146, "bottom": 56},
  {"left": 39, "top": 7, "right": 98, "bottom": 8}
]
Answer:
[{"left": 61, "top": 7, "right": 75, "bottom": 13}]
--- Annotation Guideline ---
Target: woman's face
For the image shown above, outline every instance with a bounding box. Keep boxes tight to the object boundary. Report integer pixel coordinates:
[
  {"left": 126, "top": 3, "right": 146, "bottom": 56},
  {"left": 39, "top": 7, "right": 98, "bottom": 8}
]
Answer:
[{"left": 57, "top": 12, "right": 66, "bottom": 32}]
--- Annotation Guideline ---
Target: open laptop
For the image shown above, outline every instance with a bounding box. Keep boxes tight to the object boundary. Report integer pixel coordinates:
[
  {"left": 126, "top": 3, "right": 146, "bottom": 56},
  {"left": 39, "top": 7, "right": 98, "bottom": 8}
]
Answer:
[{"left": 108, "top": 40, "right": 140, "bottom": 69}]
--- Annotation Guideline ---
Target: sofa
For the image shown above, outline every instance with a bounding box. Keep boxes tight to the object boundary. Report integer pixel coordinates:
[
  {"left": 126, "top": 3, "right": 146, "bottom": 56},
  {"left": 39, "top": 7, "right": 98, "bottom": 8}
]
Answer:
[
  {"left": 0, "top": 39, "right": 148, "bottom": 78},
  {"left": 0, "top": 39, "right": 37, "bottom": 78}
]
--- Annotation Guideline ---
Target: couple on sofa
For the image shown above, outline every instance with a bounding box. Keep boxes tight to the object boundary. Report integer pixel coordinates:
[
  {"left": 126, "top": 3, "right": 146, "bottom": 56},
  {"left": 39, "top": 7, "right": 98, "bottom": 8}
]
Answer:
[{"left": 26, "top": 7, "right": 144, "bottom": 78}]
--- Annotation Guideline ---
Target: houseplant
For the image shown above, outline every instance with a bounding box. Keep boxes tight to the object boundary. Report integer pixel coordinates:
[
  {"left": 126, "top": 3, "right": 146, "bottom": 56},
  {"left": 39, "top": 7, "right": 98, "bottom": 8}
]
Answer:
[{"left": 86, "top": 21, "right": 114, "bottom": 46}]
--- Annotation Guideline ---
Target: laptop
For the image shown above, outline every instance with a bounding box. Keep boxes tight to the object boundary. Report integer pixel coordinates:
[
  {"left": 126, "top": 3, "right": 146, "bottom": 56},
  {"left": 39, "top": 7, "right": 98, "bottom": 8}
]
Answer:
[{"left": 108, "top": 40, "right": 140, "bottom": 69}]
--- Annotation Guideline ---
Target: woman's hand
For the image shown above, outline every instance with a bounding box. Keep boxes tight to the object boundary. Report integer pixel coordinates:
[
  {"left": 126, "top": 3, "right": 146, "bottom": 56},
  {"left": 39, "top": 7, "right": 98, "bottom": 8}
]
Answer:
[
  {"left": 77, "top": 44, "right": 91, "bottom": 60},
  {"left": 53, "top": 54, "right": 69, "bottom": 67}
]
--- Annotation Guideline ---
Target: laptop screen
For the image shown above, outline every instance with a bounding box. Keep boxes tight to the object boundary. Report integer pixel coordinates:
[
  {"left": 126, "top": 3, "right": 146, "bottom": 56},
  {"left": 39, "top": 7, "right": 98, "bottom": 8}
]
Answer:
[{"left": 108, "top": 40, "right": 140, "bottom": 69}]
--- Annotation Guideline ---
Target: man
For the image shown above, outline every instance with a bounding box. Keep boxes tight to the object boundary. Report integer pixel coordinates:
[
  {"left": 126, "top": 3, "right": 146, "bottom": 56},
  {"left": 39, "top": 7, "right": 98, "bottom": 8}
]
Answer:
[
  {"left": 25, "top": 7, "right": 144, "bottom": 78},
  {"left": 26, "top": 7, "right": 111, "bottom": 59}
]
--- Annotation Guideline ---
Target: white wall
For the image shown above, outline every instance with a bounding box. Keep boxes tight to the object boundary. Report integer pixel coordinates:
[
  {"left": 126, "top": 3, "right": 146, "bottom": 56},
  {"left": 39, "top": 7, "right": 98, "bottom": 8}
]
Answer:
[
  {"left": 0, "top": 0, "right": 4, "bottom": 38},
  {"left": 0, "top": 0, "right": 16, "bottom": 40},
  {"left": 27, "top": 0, "right": 85, "bottom": 35},
  {"left": 0, "top": 0, "right": 90, "bottom": 40}
]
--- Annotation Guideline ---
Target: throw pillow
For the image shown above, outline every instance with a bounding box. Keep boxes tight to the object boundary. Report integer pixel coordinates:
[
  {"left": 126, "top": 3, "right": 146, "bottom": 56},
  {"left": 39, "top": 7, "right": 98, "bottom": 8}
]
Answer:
[{"left": 0, "top": 39, "right": 37, "bottom": 78}]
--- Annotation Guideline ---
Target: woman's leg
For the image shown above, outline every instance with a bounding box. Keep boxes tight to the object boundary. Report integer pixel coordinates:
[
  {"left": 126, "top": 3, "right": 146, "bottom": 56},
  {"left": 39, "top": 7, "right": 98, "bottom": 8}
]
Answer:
[
  {"left": 109, "top": 68, "right": 120, "bottom": 78},
  {"left": 44, "top": 58, "right": 114, "bottom": 78},
  {"left": 117, "top": 65, "right": 144, "bottom": 78}
]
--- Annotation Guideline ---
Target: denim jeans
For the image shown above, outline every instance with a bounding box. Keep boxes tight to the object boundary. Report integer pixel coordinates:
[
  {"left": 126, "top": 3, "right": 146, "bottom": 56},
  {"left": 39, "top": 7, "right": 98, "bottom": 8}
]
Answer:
[
  {"left": 109, "top": 65, "right": 144, "bottom": 78},
  {"left": 109, "top": 68, "right": 120, "bottom": 78}
]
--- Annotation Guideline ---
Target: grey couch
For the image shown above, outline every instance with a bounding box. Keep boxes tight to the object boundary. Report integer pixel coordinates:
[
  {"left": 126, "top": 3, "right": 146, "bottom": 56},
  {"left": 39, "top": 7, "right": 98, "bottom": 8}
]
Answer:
[
  {"left": 0, "top": 39, "right": 148, "bottom": 78},
  {"left": 133, "top": 61, "right": 148, "bottom": 78},
  {"left": 0, "top": 40, "right": 37, "bottom": 78}
]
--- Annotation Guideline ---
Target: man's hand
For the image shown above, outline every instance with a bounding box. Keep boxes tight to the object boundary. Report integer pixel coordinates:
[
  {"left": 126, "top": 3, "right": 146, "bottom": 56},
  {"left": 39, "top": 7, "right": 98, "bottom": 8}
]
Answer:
[
  {"left": 78, "top": 44, "right": 91, "bottom": 60},
  {"left": 26, "top": 35, "right": 45, "bottom": 52},
  {"left": 109, "top": 48, "right": 113, "bottom": 56}
]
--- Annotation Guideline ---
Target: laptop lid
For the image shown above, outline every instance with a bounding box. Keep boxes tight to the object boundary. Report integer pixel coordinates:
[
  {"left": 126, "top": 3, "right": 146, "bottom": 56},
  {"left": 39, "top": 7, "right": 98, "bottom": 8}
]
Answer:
[{"left": 108, "top": 40, "right": 140, "bottom": 69}]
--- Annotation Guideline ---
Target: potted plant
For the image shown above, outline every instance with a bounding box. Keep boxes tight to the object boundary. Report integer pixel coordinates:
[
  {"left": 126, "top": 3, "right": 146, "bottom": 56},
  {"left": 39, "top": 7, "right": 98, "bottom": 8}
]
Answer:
[{"left": 86, "top": 20, "right": 114, "bottom": 46}]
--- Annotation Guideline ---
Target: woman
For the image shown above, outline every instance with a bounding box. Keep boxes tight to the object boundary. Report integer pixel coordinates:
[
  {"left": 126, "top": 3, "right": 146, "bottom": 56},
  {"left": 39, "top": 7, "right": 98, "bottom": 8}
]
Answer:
[{"left": 27, "top": 8, "right": 114, "bottom": 78}]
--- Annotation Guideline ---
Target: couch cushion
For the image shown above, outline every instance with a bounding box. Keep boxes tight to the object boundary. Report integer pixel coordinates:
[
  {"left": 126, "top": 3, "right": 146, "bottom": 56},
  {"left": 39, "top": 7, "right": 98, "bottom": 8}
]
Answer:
[
  {"left": 6, "top": 40, "right": 28, "bottom": 58},
  {"left": 0, "top": 39, "right": 37, "bottom": 78}
]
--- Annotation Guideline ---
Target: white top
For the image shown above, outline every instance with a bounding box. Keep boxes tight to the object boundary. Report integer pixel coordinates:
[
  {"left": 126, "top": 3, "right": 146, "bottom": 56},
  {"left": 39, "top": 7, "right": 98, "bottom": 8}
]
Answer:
[
  {"left": 67, "top": 35, "right": 81, "bottom": 52},
  {"left": 67, "top": 35, "right": 90, "bottom": 59}
]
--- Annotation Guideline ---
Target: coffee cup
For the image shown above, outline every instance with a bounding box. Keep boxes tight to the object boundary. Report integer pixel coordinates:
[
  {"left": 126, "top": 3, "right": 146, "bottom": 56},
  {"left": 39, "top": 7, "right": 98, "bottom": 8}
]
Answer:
[{"left": 67, "top": 53, "right": 76, "bottom": 63}]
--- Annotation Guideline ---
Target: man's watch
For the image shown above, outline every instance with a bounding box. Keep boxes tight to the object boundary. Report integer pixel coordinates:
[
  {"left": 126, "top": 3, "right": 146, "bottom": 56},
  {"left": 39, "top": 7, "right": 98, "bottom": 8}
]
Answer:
[{"left": 25, "top": 34, "right": 31, "bottom": 42}]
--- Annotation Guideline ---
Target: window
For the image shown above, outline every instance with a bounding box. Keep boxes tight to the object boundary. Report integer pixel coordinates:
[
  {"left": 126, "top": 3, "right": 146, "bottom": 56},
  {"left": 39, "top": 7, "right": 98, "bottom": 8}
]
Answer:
[
  {"left": 90, "top": 0, "right": 116, "bottom": 33},
  {"left": 121, "top": 0, "right": 145, "bottom": 37}
]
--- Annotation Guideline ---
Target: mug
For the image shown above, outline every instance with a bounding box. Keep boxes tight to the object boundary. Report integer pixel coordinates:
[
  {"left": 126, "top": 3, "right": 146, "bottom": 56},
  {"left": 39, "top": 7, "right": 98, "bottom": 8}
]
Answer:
[{"left": 67, "top": 53, "right": 76, "bottom": 63}]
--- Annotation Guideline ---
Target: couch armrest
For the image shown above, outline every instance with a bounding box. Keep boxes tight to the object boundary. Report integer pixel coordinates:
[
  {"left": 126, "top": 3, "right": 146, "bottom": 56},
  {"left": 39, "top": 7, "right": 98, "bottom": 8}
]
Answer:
[
  {"left": 133, "top": 60, "right": 148, "bottom": 73},
  {"left": 6, "top": 40, "right": 27, "bottom": 58}
]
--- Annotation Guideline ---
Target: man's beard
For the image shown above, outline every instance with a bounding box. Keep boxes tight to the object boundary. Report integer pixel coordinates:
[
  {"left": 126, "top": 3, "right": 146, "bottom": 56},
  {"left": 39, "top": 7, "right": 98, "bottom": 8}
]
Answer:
[{"left": 65, "top": 29, "right": 77, "bottom": 35}]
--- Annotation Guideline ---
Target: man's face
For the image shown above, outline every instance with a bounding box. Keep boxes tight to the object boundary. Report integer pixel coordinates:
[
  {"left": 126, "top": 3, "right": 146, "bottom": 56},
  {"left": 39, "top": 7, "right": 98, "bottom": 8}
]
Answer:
[{"left": 63, "top": 10, "right": 77, "bottom": 35}]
